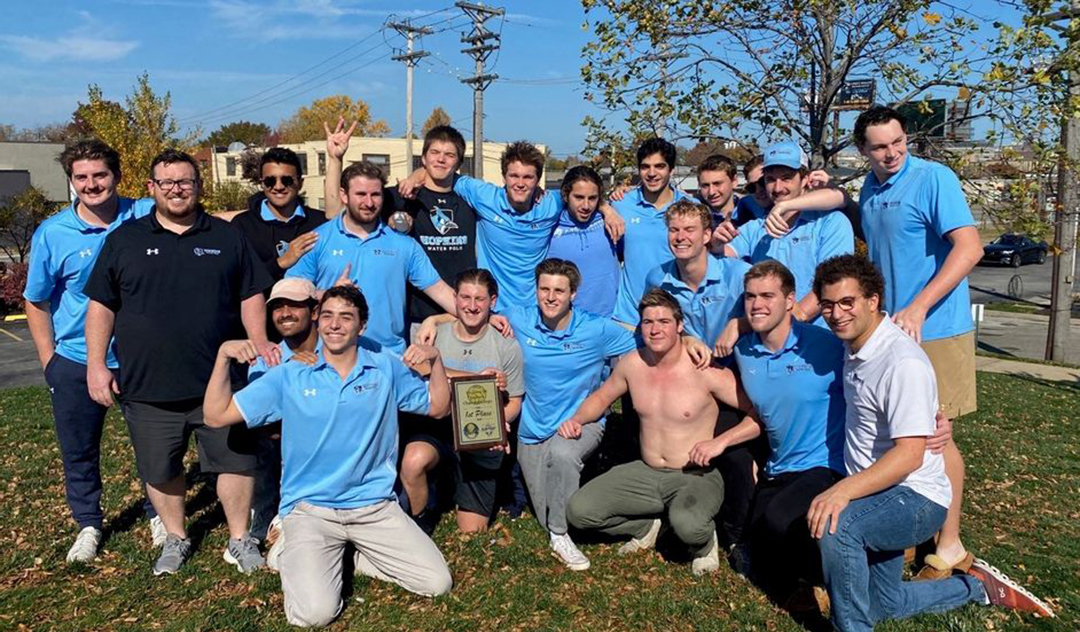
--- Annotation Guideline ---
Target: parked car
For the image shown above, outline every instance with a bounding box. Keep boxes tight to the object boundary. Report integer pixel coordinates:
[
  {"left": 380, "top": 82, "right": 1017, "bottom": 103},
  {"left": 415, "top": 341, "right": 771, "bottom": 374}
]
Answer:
[{"left": 980, "top": 233, "right": 1048, "bottom": 267}]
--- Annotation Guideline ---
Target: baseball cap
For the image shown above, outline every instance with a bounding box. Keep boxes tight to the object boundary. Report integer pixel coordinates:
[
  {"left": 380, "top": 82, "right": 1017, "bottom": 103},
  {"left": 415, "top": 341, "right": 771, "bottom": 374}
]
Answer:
[
  {"left": 762, "top": 141, "right": 808, "bottom": 170},
  {"left": 267, "top": 278, "right": 317, "bottom": 304}
]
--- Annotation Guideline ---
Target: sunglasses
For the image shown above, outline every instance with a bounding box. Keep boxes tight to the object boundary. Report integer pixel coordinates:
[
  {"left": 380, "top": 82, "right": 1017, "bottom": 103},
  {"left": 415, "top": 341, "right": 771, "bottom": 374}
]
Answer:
[
  {"left": 744, "top": 178, "right": 764, "bottom": 194},
  {"left": 262, "top": 175, "right": 297, "bottom": 189}
]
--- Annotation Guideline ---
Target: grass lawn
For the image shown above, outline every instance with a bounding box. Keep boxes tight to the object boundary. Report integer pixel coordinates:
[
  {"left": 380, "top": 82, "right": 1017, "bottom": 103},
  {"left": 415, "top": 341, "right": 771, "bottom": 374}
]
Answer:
[{"left": 0, "top": 372, "right": 1076, "bottom": 631}]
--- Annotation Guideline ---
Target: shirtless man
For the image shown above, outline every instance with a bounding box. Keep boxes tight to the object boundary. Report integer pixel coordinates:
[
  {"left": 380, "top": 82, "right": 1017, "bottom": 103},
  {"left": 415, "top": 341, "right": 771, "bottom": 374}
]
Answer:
[{"left": 565, "top": 288, "right": 756, "bottom": 575}]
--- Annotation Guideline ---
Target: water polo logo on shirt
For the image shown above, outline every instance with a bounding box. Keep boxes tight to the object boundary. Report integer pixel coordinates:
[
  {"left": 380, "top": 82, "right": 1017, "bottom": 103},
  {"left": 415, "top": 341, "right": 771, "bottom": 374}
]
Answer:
[
  {"left": 353, "top": 381, "right": 379, "bottom": 394},
  {"left": 561, "top": 342, "right": 584, "bottom": 352},
  {"left": 372, "top": 248, "right": 397, "bottom": 257},
  {"left": 430, "top": 207, "right": 459, "bottom": 235},
  {"left": 785, "top": 363, "right": 811, "bottom": 375},
  {"left": 193, "top": 247, "right": 221, "bottom": 257},
  {"left": 276, "top": 240, "right": 289, "bottom": 257},
  {"left": 699, "top": 294, "right": 726, "bottom": 306}
]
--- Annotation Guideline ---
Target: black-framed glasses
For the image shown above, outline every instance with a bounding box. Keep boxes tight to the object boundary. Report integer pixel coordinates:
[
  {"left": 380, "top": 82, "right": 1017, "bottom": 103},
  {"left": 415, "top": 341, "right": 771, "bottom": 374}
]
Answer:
[
  {"left": 819, "top": 296, "right": 860, "bottom": 315},
  {"left": 153, "top": 178, "right": 196, "bottom": 191},
  {"left": 262, "top": 175, "right": 297, "bottom": 189}
]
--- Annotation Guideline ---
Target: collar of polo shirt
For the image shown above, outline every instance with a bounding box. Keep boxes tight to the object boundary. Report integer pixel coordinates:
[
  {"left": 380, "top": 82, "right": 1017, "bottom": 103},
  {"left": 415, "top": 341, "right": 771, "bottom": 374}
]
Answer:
[{"left": 148, "top": 207, "right": 211, "bottom": 233}]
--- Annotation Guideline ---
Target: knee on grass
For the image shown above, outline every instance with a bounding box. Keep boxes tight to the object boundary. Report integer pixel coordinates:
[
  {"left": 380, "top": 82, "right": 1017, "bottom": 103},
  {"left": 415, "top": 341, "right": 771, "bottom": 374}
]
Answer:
[{"left": 285, "top": 594, "right": 342, "bottom": 628}]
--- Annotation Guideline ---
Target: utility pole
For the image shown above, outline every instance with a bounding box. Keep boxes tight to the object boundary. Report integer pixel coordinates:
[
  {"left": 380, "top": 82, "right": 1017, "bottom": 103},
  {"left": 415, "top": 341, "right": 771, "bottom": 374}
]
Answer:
[
  {"left": 1045, "top": 0, "right": 1080, "bottom": 362},
  {"left": 389, "top": 20, "right": 432, "bottom": 175},
  {"left": 457, "top": 1, "right": 503, "bottom": 179}
]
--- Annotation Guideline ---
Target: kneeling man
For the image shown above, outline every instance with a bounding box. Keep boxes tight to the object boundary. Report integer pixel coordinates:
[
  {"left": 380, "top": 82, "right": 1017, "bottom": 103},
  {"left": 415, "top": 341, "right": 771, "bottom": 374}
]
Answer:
[
  {"left": 203, "top": 286, "right": 453, "bottom": 627},
  {"left": 566, "top": 289, "right": 757, "bottom": 575}
]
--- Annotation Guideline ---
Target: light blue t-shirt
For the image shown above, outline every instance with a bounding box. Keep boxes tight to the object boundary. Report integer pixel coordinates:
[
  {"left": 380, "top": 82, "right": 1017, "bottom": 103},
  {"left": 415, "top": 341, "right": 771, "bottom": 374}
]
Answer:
[
  {"left": 729, "top": 212, "right": 854, "bottom": 327},
  {"left": 858, "top": 154, "right": 975, "bottom": 341},
  {"left": 286, "top": 216, "right": 441, "bottom": 354},
  {"left": 453, "top": 175, "right": 563, "bottom": 309},
  {"left": 612, "top": 185, "right": 688, "bottom": 325},
  {"left": 643, "top": 255, "right": 750, "bottom": 348},
  {"left": 234, "top": 347, "right": 430, "bottom": 516},
  {"left": 735, "top": 320, "right": 846, "bottom": 476},
  {"left": 23, "top": 197, "right": 154, "bottom": 367},
  {"left": 546, "top": 209, "right": 620, "bottom": 318},
  {"left": 506, "top": 305, "right": 636, "bottom": 444}
]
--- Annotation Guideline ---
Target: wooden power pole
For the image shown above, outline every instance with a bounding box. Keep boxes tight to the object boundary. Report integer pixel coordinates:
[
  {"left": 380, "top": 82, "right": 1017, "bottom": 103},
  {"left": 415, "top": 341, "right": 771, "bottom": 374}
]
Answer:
[
  {"left": 456, "top": 1, "right": 503, "bottom": 179},
  {"left": 389, "top": 20, "right": 432, "bottom": 175}
]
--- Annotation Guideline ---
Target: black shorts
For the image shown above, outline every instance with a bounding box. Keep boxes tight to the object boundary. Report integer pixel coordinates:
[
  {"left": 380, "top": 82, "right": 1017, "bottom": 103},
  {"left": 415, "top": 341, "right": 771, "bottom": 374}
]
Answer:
[
  {"left": 122, "top": 399, "right": 258, "bottom": 485},
  {"left": 400, "top": 413, "right": 503, "bottom": 517}
]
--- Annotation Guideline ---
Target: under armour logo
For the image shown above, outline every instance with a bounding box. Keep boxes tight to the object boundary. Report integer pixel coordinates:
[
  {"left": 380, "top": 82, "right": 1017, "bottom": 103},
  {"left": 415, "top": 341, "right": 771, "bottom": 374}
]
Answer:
[
  {"left": 146, "top": 248, "right": 159, "bottom": 256},
  {"left": 525, "top": 338, "right": 538, "bottom": 347},
  {"left": 462, "top": 349, "right": 473, "bottom": 356},
  {"left": 331, "top": 249, "right": 344, "bottom": 256},
  {"left": 78, "top": 248, "right": 93, "bottom": 258},
  {"left": 303, "top": 388, "right": 317, "bottom": 397},
  {"left": 630, "top": 217, "right": 642, "bottom": 224}
]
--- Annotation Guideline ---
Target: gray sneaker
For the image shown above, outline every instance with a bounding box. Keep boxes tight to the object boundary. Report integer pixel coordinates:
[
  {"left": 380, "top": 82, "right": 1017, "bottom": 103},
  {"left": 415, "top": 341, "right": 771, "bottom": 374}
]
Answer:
[
  {"left": 153, "top": 534, "right": 192, "bottom": 576},
  {"left": 224, "top": 533, "right": 265, "bottom": 573}
]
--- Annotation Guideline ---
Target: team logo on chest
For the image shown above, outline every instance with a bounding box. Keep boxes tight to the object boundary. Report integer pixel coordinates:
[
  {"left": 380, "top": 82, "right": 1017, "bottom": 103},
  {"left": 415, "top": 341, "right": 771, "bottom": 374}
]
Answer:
[
  {"left": 193, "top": 247, "right": 221, "bottom": 257},
  {"left": 430, "top": 206, "right": 459, "bottom": 235}
]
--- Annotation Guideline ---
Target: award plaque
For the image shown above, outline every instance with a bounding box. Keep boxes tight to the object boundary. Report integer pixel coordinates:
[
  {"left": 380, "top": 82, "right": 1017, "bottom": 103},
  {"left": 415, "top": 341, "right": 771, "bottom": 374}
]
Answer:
[{"left": 450, "top": 375, "right": 507, "bottom": 451}]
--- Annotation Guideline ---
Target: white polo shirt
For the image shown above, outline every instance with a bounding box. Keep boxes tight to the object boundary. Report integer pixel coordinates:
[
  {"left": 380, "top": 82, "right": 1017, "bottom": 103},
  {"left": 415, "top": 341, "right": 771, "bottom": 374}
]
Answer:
[{"left": 842, "top": 316, "right": 952, "bottom": 508}]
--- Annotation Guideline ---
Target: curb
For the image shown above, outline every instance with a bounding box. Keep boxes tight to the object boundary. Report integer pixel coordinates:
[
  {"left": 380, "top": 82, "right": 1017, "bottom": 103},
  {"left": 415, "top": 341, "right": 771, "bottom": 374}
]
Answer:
[{"left": 3, "top": 314, "right": 26, "bottom": 322}]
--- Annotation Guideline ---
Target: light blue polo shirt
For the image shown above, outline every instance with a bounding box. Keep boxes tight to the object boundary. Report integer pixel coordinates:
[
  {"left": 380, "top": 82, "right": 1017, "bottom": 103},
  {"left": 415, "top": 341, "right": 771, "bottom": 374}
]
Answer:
[
  {"left": 735, "top": 320, "right": 846, "bottom": 476},
  {"left": 234, "top": 347, "right": 430, "bottom": 516},
  {"left": 612, "top": 185, "right": 688, "bottom": 325},
  {"left": 546, "top": 209, "right": 620, "bottom": 317},
  {"left": 643, "top": 255, "right": 750, "bottom": 347},
  {"left": 260, "top": 199, "right": 306, "bottom": 222},
  {"left": 286, "top": 215, "right": 441, "bottom": 354},
  {"left": 453, "top": 175, "right": 563, "bottom": 309},
  {"left": 858, "top": 154, "right": 975, "bottom": 341},
  {"left": 23, "top": 197, "right": 154, "bottom": 367},
  {"left": 506, "top": 305, "right": 636, "bottom": 444},
  {"left": 729, "top": 212, "right": 854, "bottom": 326}
]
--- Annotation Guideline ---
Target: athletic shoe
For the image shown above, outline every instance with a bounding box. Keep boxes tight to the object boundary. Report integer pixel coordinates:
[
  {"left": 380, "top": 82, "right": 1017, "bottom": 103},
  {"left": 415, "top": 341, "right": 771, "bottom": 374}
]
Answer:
[
  {"left": 550, "top": 532, "right": 590, "bottom": 571},
  {"left": 618, "top": 518, "right": 662, "bottom": 556},
  {"left": 692, "top": 531, "right": 721, "bottom": 576},
  {"left": 153, "top": 534, "right": 192, "bottom": 576},
  {"left": 223, "top": 533, "right": 265, "bottom": 574},
  {"left": 66, "top": 526, "right": 102, "bottom": 563},
  {"left": 149, "top": 516, "right": 168, "bottom": 548},
  {"left": 968, "top": 558, "right": 1054, "bottom": 618}
]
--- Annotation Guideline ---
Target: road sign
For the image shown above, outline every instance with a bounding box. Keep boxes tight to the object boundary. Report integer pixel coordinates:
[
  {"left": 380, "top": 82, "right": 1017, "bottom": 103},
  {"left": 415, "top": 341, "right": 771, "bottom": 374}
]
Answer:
[{"left": 833, "top": 79, "right": 875, "bottom": 110}]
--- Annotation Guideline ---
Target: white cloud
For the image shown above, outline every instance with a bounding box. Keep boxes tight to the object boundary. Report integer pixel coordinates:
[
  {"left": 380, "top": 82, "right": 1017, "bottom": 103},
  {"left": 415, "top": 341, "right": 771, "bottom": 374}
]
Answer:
[{"left": 0, "top": 35, "right": 138, "bottom": 62}]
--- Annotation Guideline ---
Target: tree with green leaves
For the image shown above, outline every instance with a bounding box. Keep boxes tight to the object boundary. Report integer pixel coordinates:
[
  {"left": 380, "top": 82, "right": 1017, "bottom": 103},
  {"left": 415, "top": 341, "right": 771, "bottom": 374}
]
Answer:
[
  {"left": 277, "top": 95, "right": 389, "bottom": 143},
  {"left": 76, "top": 73, "right": 199, "bottom": 198},
  {"left": 420, "top": 106, "right": 453, "bottom": 136},
  {"left": 580, "top": 0, "right": 984, "bottom": 169},
  {"left": 0, "top": 186, "right": 60, "bottom": 262},
  {"left": 206, "top": 121, "right": 272, "bottom": 148}
]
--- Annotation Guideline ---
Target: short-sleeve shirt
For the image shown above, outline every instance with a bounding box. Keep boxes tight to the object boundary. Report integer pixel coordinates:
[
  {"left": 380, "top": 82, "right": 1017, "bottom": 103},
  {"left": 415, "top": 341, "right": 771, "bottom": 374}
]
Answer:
[
  {"left": 285, "top": 215, "right": 441, "bottom": 354},
  {"left": 383, "top": 186, "right": 478, "bottom": 322},
  {"left": 434, "top": 321, "right": 525, "bottom": 397},
  {"left": 506, "top": 305, "right": 636, "bottom": 444},
  {"left": 83, "top": 210, "right": 272, "bottom": 402},
  {"left": 248, "top": 335, "right": 384, "bottom": 382},
  {"left": 858, "top": 154, "right": 976, "bottom": 341},
  {"left": 729, "top": 212, "right": 854, "bottom": 327},
  {"left": 234, "top": 347, "right": 430, "bottom": 516},
  {"left": 545, "top": 209, "right": 620, "bottom": 318},
  {"left": 453, "top": 176, "right": 563, "bottom": 309},
  {"left": 735, "top": 320, "right": 846, "bottom": 476},
  {"left": 229, "top": 197, "right": 326, "bottom": 285},
  {"left": 643, "top": 255, "right": 750, "bottom": 347},
  {"left": 611, "top": 185, "right": 689, "bottom": 325},
  {"left": 23, "top": 197, "right": 153, "bottom": 367},
  {"left": 842, "top": 316, "right": 951, "bottom": 508}
]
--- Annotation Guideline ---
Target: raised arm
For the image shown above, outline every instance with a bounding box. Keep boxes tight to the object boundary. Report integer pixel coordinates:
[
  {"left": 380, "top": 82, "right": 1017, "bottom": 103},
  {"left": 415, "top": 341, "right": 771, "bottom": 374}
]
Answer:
[
  {"left": 240, "top": 293, "right": 280, "bottom": 367},
  {"left": 203, "top": 341, "right": 260, "bottom": 428},
  {"left": 323, "top": 117, "right": 356, "bottom": 217}
]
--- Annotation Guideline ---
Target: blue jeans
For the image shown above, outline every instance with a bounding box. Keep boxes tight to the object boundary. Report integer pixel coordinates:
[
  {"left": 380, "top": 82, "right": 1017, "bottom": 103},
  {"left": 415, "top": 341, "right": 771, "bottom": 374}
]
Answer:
[{"left": 819, "top": 485, "right": 985, "bottom": 632}]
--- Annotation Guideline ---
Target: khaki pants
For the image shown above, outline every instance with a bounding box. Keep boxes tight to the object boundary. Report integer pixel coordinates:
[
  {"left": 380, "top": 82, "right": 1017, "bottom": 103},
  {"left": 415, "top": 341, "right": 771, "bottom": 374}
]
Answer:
[
  {"left": 921, "top": 331, "right": 977, "bottom": 419},
  {"left": 278, "top": 500, "right": 452, "bottom": 627}
]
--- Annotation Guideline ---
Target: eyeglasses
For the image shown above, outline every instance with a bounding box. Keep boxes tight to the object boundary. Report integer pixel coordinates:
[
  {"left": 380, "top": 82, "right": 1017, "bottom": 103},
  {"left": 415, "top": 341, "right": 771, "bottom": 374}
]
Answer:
[
  {"left": 153, "top": 178, "right": 197, "bottom": 191},
  {"left": 819, "top": 296, "right": 860, "bottom": 315},
  {"left": 262, "top": 175, "right": 297, "bottom": 189}
]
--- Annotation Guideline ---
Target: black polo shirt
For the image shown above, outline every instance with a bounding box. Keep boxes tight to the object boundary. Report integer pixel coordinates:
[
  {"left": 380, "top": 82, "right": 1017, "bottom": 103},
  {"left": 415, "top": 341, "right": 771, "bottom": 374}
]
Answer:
[
  {"left": 230, "top": 192, "right": 327, "bottom": 284},
  {"left": 84, "top": 209, "right": 272, "bottom": 403}
]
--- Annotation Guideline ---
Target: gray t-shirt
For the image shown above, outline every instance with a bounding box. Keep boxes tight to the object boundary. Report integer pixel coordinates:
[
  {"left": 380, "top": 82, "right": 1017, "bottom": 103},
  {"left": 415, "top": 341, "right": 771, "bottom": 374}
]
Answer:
[{"left": 435, "top": 321, "right": 525, "bottom": 397}]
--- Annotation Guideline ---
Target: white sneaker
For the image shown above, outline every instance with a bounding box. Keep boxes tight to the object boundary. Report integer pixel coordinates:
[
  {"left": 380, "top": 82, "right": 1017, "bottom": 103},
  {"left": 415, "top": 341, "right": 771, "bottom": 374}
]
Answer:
[
  {"left": 618, "top": 518, "right": 662, "bottom": 556},
  {"left": 149, "top": 516, "right": 168, "bottom": 548},
  {"left": 550, "top": 532, "right": 590, "bottom": 571},
  {"left": 691, "top": 531, "right": 720, "bottom": 576},
  {"left": 66, "top": 526, "right": 102, "bottom": 563}
]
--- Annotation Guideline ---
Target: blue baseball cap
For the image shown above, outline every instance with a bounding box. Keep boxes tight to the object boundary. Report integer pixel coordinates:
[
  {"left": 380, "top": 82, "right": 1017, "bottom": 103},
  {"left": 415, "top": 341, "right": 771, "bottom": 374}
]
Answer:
[{"left": 762, "top": 141, "right": 808, "bottom": 170}]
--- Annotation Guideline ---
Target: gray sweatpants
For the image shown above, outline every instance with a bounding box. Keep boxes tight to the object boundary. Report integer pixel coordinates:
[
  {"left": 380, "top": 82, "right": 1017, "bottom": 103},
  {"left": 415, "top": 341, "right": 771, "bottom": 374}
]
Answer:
[
  {"left": 567, "top": 459, "right": 724, "bottom": 556},
  {"left": 516, "top": 423, "right": 604, "bottom": 535},
  {"left": 278, "top": 500, "right": 452, "bottom": 627}
]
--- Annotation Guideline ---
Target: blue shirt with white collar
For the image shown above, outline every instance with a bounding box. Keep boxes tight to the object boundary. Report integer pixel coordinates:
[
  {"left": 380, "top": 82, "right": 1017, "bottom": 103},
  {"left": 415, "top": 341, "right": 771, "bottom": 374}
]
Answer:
[
  {"left": 734, "top": 319, "right": 846, "bottom": 476},
  {"left": 858, "top": 154, "right": 976, "bottom": 341},
  {"left": 643, "top": 254, "right": 750, "bottom": 347},
  {"left": 506, "top": 305, "right": 636, "bottom": 444},
  {"left": 23, "top": 197, "right": 154, "bottom": 367},
  {"left": 286, "top": 215, "right": 441, "bottom": 354},
  {"left": 234, "top": 347, "right": 430, "bottom": 516},
  {"left": 612, "top": 185, "right": 689, "bottom": 325},
  {"left": 453, "top": 175, "right": 564, "bottom": 309}
]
